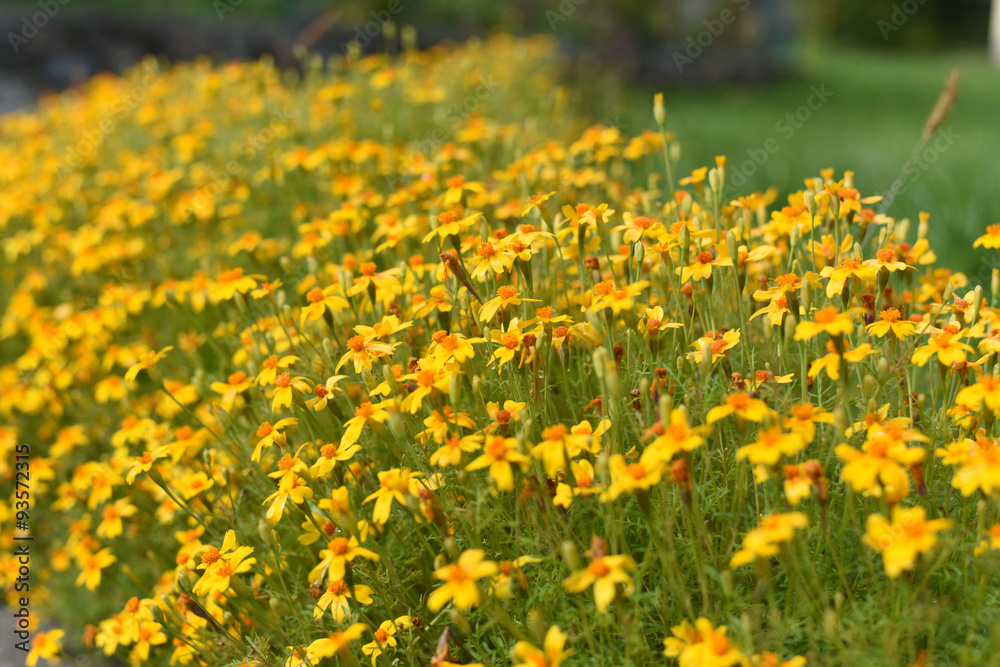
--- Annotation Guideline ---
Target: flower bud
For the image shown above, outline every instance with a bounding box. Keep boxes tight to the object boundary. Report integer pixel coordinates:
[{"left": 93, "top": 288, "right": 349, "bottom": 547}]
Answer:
[
  {"left": 804, "top": 191, "right": 816, "bottom": 218},
  {"left": 528, "top": 608, "right": 547, "bottom": 643},
  {"left": 150, "top": 604, "right": 165, "bottom": 624},
  {"left": 560, "top": 540, "right": 580, "bottom": 571},
  {"left": 176, "top": 570, "right": 192, "bottom": 593},
  {"left": 862, "top": 374, "right": 876, "bottom": 399},
  {"left": 653, "top": 92, "right": 666, "bottom": 127}
]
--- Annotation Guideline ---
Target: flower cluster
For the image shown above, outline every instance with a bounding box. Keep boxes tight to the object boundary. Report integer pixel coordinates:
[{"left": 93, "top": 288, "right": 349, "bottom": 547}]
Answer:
[{"left": 1, "top": 33, "right": 999, "bottom": 667}]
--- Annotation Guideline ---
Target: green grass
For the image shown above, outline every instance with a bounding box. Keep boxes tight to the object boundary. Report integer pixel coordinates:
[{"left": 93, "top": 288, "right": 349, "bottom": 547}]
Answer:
[{"left": 595, "top": 46, "right": 1000, "bottom": 280}]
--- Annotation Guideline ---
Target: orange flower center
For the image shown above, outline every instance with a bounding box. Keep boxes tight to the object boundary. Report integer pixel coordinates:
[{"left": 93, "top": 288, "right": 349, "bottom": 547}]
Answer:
[
  {"left": 594, "top": 281, "right": 615, "bottom": 297},
  {"left": 329, "top": 579, "right": 348, "bottom": 595},
  {"left": 814, "top": 307, "right": 838, "bottom": 324},
  {"left": 201, "top": 547, "right": 221, "bottom": 565},
  {"left": 543, "top": 424, "right": 567, "bottom": 440},
  {"left": 275, "top": 373, "right": 291, "bottom": 388},
  {"left": 360, "top": 262, "right": 376, "bottom": 276},
  {"left": 879, "top": 308, "right": 901, "bottom": 322},
  {"left": 626, "top": 463, "right": 647, "bottom": 480},
  {"left": 347, "top": 336, "right": 366, "bottom": 352},
  {"left": 588, "top": 558, "right": 610, "bottom": 578},
  {"left": 329, "top": 537, "right": 350, "bottom": 556},
  {"left": 696, "top": 251, "right": 714, "bottom": 264},
  {"left": 307, "top": 287, "right": 324, "bottom": 303},
  {"left": 877, "top": 248, "right": 895, "bottom": 263},
  {"left": 501, "top": 333, "right": 520, "bottom": 349},
  {"left": 486, "top": 438, "right": 508, "bottom": 459},
  {"left": 497, "top": 285, "right": 517, "bottom": 300},
  {"left": 776, "top": 273, "right": 798, "bottom": 287},
  {"left": 256, "top": 423, "right": 273, "bottom": 438},
  {"left": 263, "top": 355, "right": 279, "bottom": 369}
]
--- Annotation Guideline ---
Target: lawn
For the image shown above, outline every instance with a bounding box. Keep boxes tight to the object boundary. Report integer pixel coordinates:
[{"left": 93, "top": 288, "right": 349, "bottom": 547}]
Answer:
[{"left": 596, "top": 46, "right": 1000, "bottom": 280}]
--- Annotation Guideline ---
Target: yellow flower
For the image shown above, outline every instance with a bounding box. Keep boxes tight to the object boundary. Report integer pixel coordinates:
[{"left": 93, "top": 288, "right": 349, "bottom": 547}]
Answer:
[
  {"left": 124, "top": 345, "right": 173, "bottom": 382},
  {"left": 255, "top": 354, "right": 300, "bottom": 386},
  {"left": 866, "top": 308, "right": 916, "bottom": 339},
  {"left": 308, "top": 535, "right": 380, "bottom": 584},
  {"left": 808, "top": 340, "right": 875, "bottom": 381},
  {"left": 937, "top": 435, "right": 1000, "bottom": 497},
  {"left": 400, "top": 363, "right": 455, "bottom": 413},
  {"left": 602, "top": 453, "right": 664, "bottom": 500},
  {"left": 363, "top": 617, "right": 411, "bottom": 665},
  {"left": 782, "top": 403, "right": 834, "bottom": 444},
  {"left": 337, "top": 335, "right": 396, "bottom": 374},
  {"left": 26, "top": 629, "right": 64, "bottom": 667},
  {"left": 974, "top": 523, "right": 1000, "bottom": 556},
  {"left": 307, "top": 623, "right": 367, "bottom": 660},
  {"left": 512, "top": 626, "right": 573, "bottom": 667},
  {"left": 465, "top": 435, "right": 529, "bottom": 492},
  {"left": 364, "top": 468, "right": 423, "bottom": 524},
  {"left": 76, "top": 547, "right": 116, "bottom": 590},
  {"left": 263, "top": 474, "right": 314, "bottom": 525},
  {"left": 677, "top": 246, "right": 731, "bottom": 283},
  {"left": 270, "top": 373, "right": 312, "bottom": 412},
  {"left": 736, "top": 428, "right": 804, "bottom": 467},
  {"left": 313, "top": 578, "right": 374, "bottom": 621},
  {"left": 793, "top": 307, "right": 853, "bottom": 340},
  {"left": 820, "top": 256, "right": 877, "bottom": 298},
  {"left": 835, "top": 427, "right": 925, "bottom": 501},
  {"left": 300, "top": 285, "right": 350, "bottom": 325},
  {"left": 252, "top": 418, "right": 297, "bottom": 462},
  {"left": 479, "top": 285, "right": 538, "bottom": 322},
  {"left": 563, "top": 551, "right": 636, "bottom": 613},
  {"left": 468, "top": 241, "right": 515, "bottom": 280},
  {"left": 688, "top": 329, "right": 741, "bottom": 364},
  {"left": 956, "top": 374, "right": 1000, "bottom": 415},
  {"left": 973, "top": 224, "right": 1000, "bottom": 249},
  {"left": 210, "top": 370, "right": 253, "bottom": 412},
  {"left": 663, "top": 617, "right": 749, "bottom": 667},
  {"left": 96, "top": 498, "right": 137, "bottom": 539},
  {"left": 427, "top": 549, "right": 498, "bottom": 612},
  {"left": 645, "top": 408, "right": 709, "bottom": 463},
  {"left": 911, "top": 326, "right": 973, "bottom": 367},
  {"left": 730, "top": 512, "right": 808, "bottom": 568},
  {"left": 706, "top": 393, "right": 771, "bottom": 424},
  {"left": 863, "top": 505, "right": 951, "bottom": 578}
]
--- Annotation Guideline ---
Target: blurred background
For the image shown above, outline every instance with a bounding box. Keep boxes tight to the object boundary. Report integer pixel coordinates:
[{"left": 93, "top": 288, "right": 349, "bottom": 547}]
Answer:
[{"left": 0, "top": 0, "right": 997, "bottom": 277}]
